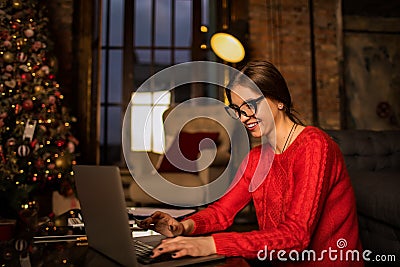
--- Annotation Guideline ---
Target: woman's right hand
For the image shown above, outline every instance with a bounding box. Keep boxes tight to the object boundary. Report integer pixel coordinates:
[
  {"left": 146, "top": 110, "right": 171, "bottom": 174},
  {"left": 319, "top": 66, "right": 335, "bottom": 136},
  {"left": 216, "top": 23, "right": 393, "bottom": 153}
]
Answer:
[{"left": 137, "top": 211, "right": 185, "bottom": 237}]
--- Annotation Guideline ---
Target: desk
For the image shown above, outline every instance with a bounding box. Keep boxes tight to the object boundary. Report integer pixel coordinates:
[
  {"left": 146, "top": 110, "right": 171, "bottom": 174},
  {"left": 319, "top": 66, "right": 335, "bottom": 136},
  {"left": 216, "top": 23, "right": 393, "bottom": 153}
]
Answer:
[
  {"left": 31, "top": 240, "right": 250, "bottom": 266},
  {"left": 2, "top": 210, "right": 251, "bottom": 267}
]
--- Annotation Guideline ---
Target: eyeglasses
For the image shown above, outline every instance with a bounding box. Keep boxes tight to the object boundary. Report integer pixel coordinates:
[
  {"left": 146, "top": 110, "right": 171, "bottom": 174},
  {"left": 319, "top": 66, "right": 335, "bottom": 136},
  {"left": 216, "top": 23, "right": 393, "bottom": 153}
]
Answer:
[{"left": 224, "top": 95, "right": 265, "bottom": 120}]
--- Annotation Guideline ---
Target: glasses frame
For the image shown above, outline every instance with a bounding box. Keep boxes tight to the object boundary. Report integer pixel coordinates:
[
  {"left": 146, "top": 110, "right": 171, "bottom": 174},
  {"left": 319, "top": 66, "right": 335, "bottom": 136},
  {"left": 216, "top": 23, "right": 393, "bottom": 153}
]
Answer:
[{"left": 225, "top": 95, "right": 265, "bottom": 120}]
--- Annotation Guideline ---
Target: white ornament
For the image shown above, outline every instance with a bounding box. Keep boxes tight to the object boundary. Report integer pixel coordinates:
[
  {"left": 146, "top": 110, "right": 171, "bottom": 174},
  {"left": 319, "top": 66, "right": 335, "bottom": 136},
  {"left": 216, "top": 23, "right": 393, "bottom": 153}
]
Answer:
[
  {"left": 23, "top": 119, "right": 37, "bottom": 142},
  {"left": 17, "top": 144, "right": 30, "bottom": 157}
]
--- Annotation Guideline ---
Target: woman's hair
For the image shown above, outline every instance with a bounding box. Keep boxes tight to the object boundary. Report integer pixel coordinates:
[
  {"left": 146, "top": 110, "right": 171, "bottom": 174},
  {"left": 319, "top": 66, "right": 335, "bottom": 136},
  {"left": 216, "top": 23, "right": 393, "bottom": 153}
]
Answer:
[{"left": 226, "top": 60, "right": 304, "bottom": 125}]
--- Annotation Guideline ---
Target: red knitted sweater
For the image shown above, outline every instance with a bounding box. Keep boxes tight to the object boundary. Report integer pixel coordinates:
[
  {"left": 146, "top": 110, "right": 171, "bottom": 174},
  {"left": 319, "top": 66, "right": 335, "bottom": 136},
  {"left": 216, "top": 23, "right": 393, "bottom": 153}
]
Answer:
[{"left": 186, "top": 127, "right": 364, "bottom": 266}]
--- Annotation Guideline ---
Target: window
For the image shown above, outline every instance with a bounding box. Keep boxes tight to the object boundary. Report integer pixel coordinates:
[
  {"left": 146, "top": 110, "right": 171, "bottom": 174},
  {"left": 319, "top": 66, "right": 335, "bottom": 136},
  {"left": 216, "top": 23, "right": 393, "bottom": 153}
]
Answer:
[
  {"left": 130, "top": 91, "right": 171, "bottom": 153},
  {"left": 100, "top": 0, "right": 215, "bottom": 165}
]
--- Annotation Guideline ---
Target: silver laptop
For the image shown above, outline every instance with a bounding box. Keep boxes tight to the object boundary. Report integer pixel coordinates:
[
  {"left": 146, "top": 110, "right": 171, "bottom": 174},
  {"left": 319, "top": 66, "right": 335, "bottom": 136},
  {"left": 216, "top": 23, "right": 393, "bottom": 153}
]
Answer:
[{"left": 73, "top": 165, "right": 224, "bottom": 267}]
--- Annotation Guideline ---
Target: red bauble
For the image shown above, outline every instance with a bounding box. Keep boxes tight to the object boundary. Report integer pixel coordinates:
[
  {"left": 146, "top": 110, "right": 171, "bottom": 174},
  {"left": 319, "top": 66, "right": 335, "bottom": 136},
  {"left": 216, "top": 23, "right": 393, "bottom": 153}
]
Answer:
[
  {"left": 55, "top": 139, "right": 65, "bottom": 147},
  {"left": 21, "top": 73, "right": 32, "bottom": 82},
  {"left": 14, "top": 104, "right": 21, "bottom": 114},
  {"left": 22, "top": 99, "right": 33, "bottom": 110},
  {"left": 35, "top": 158, "right": 45, "bottom": 168}
]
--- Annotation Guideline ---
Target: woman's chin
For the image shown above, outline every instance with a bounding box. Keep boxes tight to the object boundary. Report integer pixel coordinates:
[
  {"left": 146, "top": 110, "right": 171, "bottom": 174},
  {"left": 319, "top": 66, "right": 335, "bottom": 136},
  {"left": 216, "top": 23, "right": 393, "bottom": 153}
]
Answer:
[{"left": 249, "top": 130, "right": 262, "bottom": 139}]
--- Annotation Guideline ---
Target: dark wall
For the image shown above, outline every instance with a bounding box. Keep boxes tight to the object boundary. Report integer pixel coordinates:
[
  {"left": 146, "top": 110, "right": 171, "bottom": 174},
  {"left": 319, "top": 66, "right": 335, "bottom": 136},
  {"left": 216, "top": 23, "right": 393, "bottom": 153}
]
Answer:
[{"left": 343, "top": 0, "right": 400, "bottom": 130}]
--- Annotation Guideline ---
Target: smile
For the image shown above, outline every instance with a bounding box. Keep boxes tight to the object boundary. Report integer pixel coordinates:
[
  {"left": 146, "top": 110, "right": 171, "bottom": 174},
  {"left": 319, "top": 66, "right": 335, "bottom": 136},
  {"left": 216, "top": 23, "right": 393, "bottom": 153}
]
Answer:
[{"left": 246, "top": 121, "right": 259, "bottom": 130}]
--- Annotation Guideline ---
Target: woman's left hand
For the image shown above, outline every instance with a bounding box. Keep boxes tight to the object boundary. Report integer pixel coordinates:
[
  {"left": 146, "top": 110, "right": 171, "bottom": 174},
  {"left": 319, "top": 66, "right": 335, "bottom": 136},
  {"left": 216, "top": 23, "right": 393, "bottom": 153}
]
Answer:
[{"left": 151, "top": 236, "right": 216, "bottom": 259}]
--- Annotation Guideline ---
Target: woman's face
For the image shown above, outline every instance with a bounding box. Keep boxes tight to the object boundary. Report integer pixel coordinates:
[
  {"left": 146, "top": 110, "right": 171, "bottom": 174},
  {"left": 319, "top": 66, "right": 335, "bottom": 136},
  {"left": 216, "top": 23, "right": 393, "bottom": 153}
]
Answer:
[{"left": 230, "top": 85, "right": 277, "bottom": 138}]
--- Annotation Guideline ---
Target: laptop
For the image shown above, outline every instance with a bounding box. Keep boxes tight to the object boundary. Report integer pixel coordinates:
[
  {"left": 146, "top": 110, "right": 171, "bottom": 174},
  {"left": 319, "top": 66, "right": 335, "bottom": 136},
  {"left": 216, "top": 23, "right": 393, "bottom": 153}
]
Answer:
[{"left": 73, "top": 165, "right": 225, "bottom": 267}]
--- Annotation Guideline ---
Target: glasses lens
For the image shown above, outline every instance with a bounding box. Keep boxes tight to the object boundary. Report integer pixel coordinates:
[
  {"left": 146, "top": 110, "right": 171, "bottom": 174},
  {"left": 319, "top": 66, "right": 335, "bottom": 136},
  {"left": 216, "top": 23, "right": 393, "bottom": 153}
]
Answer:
[
  {"left": 225, "top": 106, "right": 240, "bottom": 119},
  {"left": 240, "top": 103, "right": 255, "bottom": 117}
]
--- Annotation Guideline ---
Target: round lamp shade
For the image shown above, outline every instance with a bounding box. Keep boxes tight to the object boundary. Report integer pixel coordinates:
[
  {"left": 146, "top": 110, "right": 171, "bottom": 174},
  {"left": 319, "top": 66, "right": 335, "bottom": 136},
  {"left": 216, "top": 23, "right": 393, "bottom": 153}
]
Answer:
[{"left": 210, "top": 32, "right": 245, "bottom": 63}]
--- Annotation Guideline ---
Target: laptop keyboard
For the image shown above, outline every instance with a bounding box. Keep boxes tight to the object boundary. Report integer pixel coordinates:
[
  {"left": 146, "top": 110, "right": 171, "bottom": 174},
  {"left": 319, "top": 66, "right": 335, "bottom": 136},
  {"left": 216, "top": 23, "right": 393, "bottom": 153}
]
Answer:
[{"left": 133, "top": 239, "right": 173, "bottom": 265}]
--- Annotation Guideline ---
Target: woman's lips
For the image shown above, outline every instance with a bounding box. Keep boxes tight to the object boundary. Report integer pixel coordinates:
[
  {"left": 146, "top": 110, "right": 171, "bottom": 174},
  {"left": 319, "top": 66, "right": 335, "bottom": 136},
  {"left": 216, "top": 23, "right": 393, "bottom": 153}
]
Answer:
[{"left": 246, "top": 121, "right": 259, "bottom": 131}]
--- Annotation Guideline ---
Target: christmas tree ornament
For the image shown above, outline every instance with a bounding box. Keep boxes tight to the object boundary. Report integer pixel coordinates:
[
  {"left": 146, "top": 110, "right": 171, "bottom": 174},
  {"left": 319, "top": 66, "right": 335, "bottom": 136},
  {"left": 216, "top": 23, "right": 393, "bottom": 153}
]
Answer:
[
  {"left": 5, "top": 65, "right": 13, "bottom": 72},
  {"left": 7, "top": 138, "right": 16, "bottom": 146},
  {"left": 34, "top": 85, "right": 43, "bottom": 93},
  {"left": 16, "top": 52, "right": 27, "bottom": 62},
  {"left": 35, "top": 69, "right": 44, "bottom": 77},
  {"left": 5, "top": 79, "right": 16, "bottom": 88},
  {"left": 21, "top": 73, "right": 32, "bottom": 82},
  {"left": 23, "top": 119, "right": 36, "bottom": 141},
  {"left": 3, "top": 40, "right": 12, "bottom": 47},
  {"left": 14, "top": 239, "right": 28, "bottom": 252},
  {"left": 17, "top": 144, "right": 30, "bottom": 157},
  {"left": 22, "top": 99, "right": 33, "bottom": 110},
  {"left": 2, "top": 247, "right": 13, "bottom": 261},
  {"left": 31, "top": 40, "right": 41, "bottom": 51},
  {"left": 3, "top": 51, "right": 14, "bottom": 63},
  {"left": 19, "top": 65, "right": 29, "bottom": 72},
  {"left": 55, "top": 139, "right": 65, "bottom": 147},
  {"left": 55, "top": 154, "right": 72, "bottom": 169},
  {"left": 48, "top": 95, "right": 56, "bottom": 104},
  {"left": 23, "top": 28, "right": 34, "bottom": 38},
  {"left": 34, "top": 158, "right": 44, "bottom": 168},
  {"left": 14, "top": 103, "right": 21, "bottom": 114},
  {"left": 41, "top": 65, "right": 49, "bottom": 74},
  {"left": 47, "top": 163, "right": 55, "bottom": 170},
  {"left": 67, "top": 142, "right": 75, "bottom": 153}
]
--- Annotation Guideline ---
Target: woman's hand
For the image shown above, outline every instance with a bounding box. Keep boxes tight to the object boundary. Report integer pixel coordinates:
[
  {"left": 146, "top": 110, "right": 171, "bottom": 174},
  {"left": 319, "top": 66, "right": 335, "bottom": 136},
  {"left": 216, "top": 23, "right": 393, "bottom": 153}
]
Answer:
[
  {"left": 137, "top": 211, "right": 185, "bottom": 237},
  {"left": 151, "top": 236, "right": 216, "bottom": 259}
]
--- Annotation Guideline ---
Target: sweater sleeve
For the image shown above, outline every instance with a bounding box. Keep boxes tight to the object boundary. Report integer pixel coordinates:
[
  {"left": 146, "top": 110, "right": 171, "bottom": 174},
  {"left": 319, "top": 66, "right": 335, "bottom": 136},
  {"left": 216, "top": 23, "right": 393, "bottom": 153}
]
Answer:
[
  {"left": 210, "top": 132, "right": 335, "bottom": 258},
  {"left": 184, "top": 151, "right": 254, "bottom": 235}
]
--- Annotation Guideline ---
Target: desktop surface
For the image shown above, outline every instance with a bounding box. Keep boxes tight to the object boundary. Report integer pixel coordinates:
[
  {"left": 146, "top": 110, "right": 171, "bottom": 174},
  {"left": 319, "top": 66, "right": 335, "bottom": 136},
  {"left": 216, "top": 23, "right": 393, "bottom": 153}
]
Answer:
[{"left": 20, "top": 209, "right": 249, "bottom": 267}]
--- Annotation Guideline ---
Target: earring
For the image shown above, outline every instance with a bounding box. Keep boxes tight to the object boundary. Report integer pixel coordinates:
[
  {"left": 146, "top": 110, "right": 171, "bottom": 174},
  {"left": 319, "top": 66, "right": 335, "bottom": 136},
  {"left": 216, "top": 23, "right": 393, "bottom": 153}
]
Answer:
[{"left": 278, "top": 103, "right": 284, "bottom": 110}]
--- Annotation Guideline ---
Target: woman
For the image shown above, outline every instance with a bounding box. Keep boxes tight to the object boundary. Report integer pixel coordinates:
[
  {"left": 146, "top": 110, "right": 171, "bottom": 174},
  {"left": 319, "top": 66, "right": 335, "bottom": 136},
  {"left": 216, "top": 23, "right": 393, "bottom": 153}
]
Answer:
[{"left": 139, "top": 61, "right": 363, "bottom": 266}]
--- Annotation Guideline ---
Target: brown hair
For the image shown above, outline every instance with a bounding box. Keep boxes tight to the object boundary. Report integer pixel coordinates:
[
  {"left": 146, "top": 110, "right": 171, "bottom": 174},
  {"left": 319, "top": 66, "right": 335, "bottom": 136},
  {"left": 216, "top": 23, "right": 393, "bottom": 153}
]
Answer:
[{"left": 226, "top": 60, "right": 304, "bottom": 125}]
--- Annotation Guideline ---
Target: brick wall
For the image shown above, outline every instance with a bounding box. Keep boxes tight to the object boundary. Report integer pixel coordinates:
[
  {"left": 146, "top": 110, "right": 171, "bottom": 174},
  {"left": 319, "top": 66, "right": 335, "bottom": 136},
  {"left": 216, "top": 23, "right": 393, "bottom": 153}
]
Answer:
[{"left": 248, "top": 0, "right": 340, "bottom": 128}]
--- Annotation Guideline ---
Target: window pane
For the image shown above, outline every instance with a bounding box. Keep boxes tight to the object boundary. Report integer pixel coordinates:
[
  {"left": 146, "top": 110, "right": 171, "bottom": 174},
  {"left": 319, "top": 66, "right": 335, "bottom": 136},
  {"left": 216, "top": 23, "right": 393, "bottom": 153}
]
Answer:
[
  {"left": 108, "top": 50, "right": 123, "bottom": 103},
  {"left": 101, "top": 0, "right": 108, "bottom": 46},
  {"left": 130, "top": 91, "right": 171, "bottom": 153},
  {"left": 175, "top": 50, "right": 191, "bottom": 63},
  {"left": 100, "top": 107, "right": 105, "bottom": 145},
  {"left": 202, "top": 0, "right": 209, "bottom": 25},
  {"left": 101, "top": 50, "right": 106, "bottom": 103},
  {"left": 134, "top": 64, "right": 152, "bottom": 90},
  {"left": 136, "top": 49, "right": 151, "bottom": 64},
  {"left": 135, "top": 0, "right": 152, "bottom": 46},
  {"left": 132, "top": 92, "right": 153, "bottom": 105},
  {"left": 155, "top": 0, "right": 171, "bottom": 46},
  {"left": 153, "top": 91, "right": 171, "bottom": 105},
  {"left": 155, "top": 49, "right": 171, "bottom": 65},
  {"left": 152, "top": 105, "right": 169, "bottom": 153},
  {"left": 107, "top": 106, "right": 122, "bottom": 145},
  {"left": 131, "top": 105, "right": 152, "bottom": 151},
  {"left": 175, "top": 0, "right": 192, "bottom": 47},
  {"left": 109, "top": 0, "right": 124, "bottom": 46}
]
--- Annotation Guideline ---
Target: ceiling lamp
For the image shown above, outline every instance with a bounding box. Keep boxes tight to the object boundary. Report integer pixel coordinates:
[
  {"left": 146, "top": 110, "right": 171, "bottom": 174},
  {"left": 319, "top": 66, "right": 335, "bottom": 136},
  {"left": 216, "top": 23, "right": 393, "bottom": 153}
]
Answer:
[{"left": 210, "top": 32, "right": 245, "bottom": 63}]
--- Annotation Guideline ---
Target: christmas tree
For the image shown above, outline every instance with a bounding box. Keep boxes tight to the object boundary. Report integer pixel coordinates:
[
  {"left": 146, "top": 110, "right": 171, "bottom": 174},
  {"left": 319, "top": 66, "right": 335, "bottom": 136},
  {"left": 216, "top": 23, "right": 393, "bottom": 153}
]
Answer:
[{"left": 0, "top": 0, "right": 78, "bottom": 217}]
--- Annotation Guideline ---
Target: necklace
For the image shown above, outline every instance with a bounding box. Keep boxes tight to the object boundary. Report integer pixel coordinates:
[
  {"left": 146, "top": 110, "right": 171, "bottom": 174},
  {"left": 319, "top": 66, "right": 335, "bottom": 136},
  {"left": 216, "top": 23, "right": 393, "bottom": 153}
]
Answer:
[{"left": 281, "top": 123, "right": 297, "bottom": 153}]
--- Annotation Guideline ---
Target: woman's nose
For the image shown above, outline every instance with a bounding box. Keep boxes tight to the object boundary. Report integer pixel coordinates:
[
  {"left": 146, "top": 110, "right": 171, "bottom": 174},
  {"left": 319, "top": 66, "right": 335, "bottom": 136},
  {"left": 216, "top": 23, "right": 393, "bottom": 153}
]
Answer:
[{"left": 240, "top": 115, "right": 249, "bottom": 124}]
